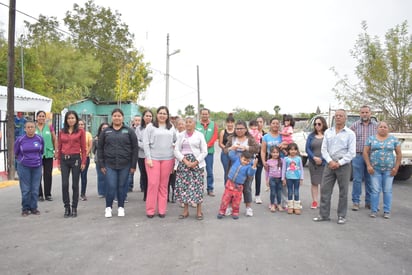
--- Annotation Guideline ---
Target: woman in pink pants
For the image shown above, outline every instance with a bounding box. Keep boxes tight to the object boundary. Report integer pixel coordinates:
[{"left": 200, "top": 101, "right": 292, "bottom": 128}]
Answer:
[{"left": 143, "top": 106, "right": 176, "bottom": 218}]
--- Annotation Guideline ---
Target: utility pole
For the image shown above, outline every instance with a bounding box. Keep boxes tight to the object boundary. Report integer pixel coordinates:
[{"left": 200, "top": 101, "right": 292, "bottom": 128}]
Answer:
[
  {"left": 7, "top": 0, "right": 16, "bottom": 180},
  {"left": 165, "top": 33, "right": 180, "bottom": 108}
]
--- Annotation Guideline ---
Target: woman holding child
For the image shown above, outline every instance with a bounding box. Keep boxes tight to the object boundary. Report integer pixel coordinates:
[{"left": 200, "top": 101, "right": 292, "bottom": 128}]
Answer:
[{"left": 224, "top": 120, "right": 260, "bottom": 217}]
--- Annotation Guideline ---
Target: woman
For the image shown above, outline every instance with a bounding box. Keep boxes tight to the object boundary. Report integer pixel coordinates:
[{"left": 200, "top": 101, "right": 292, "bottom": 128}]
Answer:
[
  {"left": 136, "top": 110, "right": 153, "bottom": 201},
  {"left": 98, "top": 108, "right": 138, "bottom": 218},
  {"left": 58, "top": 111, "right": 86, "bottom": 218},
  {"left": 261, "top": 117, "right": 287, "bottom": 210},
  {"left": 254, "top": 116, "right": 266, "bottom": 204},
  {"left": 35, "top": 110, "right": 58, "bottom": 202},
  {"left": 174, "top": 116, "right": 208, "bottom": 220},
  {"left": 15, "top": 120, "right": 44, "bottom": 216},
  {"left": 225, "top": 120, "right": 260, "bottom": 217},
  {"left": 363, "top": 121, "right": 401, "bottom": 219},
  {"left": 143, "top": 106, "right": 176, "bottom": 218},
  {"left": 305, "top": 116, "right": 328, "bottom": 209},
  {"left": 92, "top": 122, "right": 110, "bottom": 198},
  {"left": 218, "top": 113, "right": 235, "bottom": 183},
  {"left": 78, "top": 119, "right": 93, "bottom": 201}
]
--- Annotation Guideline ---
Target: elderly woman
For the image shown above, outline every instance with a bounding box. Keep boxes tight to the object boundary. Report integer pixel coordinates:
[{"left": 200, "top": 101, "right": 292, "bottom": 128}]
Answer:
[
  {"left": 363, "top": 121, "right": 401, "bottom": 219},
  {"left": 15, "top": 120, "right": 44, "bottom": 216},
  {"left": 225, "top": 120, "right": 260, "bottom": 217},
  {"left": 174, "top": 117, "right": 208, "bottom": 220}
]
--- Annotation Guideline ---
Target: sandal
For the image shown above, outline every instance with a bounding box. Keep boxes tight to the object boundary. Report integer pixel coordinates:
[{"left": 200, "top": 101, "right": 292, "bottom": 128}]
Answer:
[
  {"left": 196, "top": 213, "right": 204, "bottom": 220},
  {"left": 178, "top": 213, "right": 189, "bottom": 219}
]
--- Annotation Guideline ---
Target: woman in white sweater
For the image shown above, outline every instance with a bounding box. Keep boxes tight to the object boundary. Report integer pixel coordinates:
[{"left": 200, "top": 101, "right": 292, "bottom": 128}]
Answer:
[{"left": 174, "top": 116, "right": 208, "bottom": 220}]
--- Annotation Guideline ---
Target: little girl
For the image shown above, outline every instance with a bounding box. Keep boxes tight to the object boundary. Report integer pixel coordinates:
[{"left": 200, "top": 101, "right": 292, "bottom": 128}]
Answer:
[
  {"left": 280, "top": 115, "right": 294, "bottom": 154},
  {"left": 248, "top": 119, "right": 262, "bottom": 144},
  {"left": 266, "top": 146, "right": 283, "bottom": 212},
  {"left": 281, "top": 143, "right": 304, "bottom": 215}
]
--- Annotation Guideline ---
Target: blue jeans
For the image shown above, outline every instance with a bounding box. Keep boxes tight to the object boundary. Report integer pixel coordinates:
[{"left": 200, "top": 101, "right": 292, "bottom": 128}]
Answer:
[
  {"left": 370, "top": 170, "right": 393, "bottom": 213},
  {"left": 255, "top": 163, "right": 263, "bottom": 196},
  {"left": 17, "top": 163, "right": 42, "bottom": 211},
  {"left": 127, "top": 172, "right": 134, "bottom": 191},
  {"left": 286, "top": 179, "right": 300, "bottom": 201},
  {"left": 269, "top": 177, "right": 282, "bottom": 205},
  {"left": 80, "top": 157, "right": 90, "bottom": 196},
  {"left": 105, "top": 166, "right": 130, "bottom": 208},
  {"left": 220, "top": 151, "right": 229, "bottom": 184},
  {"left": 352, "top": 154, "right": 371, "bottom": 204},
  {"left": 205, "top": 153, "right": 214, "bottom": 192},
  {"left": 96, "top": 162, "right": 106, "bottom": 196}
]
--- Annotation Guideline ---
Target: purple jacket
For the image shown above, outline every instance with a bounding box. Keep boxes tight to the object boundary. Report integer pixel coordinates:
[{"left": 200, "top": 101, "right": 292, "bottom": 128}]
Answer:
[{"left": 14, "top": 134, "right": 44, "bottom": 167}]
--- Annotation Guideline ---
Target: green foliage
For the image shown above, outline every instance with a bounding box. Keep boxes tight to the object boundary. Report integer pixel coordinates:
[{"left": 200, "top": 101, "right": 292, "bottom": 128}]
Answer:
[
  {"left": 333, "top": 21, "right": 412, "bottom": 131},
  {"left": 184, "top": 104, "right": 195, "bottom": 116},
  {"left": 64, "top": 0, "right": 139, "bottom": 101}
]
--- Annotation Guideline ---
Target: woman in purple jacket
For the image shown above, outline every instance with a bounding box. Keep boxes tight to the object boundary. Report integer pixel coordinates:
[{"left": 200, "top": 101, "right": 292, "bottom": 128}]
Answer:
[{"left": 14, "top": 120, "right": 44, "bottom": 217}]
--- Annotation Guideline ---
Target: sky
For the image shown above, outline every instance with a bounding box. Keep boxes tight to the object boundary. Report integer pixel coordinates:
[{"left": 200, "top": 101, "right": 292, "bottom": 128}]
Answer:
[{"left": 0, "top": 0, "right": 411, "bottom": 116}]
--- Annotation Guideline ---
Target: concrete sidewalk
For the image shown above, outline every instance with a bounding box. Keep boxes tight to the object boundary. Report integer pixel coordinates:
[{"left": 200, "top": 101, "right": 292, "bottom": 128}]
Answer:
[{"left": 1, "top": 148, "right": 412, "bottom": 275}]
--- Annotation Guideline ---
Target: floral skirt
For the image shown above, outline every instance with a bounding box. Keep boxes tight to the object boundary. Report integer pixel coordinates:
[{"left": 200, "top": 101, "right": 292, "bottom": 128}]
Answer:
[{"left": 175, "top": 154, "right": 204, "bottom": 204}]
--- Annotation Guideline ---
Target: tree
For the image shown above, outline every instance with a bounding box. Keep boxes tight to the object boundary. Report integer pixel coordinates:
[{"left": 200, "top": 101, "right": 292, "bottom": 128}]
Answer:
[
  {"left": 184, "top": 104, "right": 195, "bottom": 116},
  {"left": 273, "top": 105, "right": 281, "bottom": 118},
  {"left": 333, "top": 21, "right": 412, "bottom": 131},
  {"left": 64, "top": 0, "right": 151, "bottom": 101}
]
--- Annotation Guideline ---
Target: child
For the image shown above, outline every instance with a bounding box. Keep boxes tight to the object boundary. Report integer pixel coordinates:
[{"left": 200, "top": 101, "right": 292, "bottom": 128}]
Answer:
[
  {"left": 248, "top": 119, "right": 262, "bottom": 144},
  {"left": 266, "top": 146, "right": 283, "bottom": 212},
  {"left": 280, "top": 115, "right": 295, "bottom": 154},
  {"left": 281, "top": 143, "right": 304, "bottom": 215},
  {"left": 217, "top": 150, "right": 258, "bottom": 220}
]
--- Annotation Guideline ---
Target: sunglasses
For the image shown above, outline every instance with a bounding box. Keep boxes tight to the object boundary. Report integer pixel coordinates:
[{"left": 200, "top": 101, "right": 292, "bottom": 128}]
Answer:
[{"left": 314, "top": 123, "right": 322, "bottom": 126}]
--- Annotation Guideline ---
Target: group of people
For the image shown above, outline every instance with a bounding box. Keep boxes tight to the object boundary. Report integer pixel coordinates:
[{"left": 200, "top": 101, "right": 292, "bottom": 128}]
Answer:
[{"left": 15, "top": 105, "right": 401, "bottom": 223}]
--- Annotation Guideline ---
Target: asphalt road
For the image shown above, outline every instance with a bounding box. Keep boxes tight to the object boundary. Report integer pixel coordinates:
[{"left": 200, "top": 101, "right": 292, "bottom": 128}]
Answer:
[{"left": 1, "top": 146, "right": 412, "bottom": 275}]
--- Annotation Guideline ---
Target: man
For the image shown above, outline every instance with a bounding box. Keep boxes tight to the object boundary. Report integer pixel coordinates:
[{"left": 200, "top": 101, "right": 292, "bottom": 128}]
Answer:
[
  {"left": 350, "top": 105, "right": 377, "bottom": 210},
  {"left": 313, "top": 109, "right": 356, "bottom": 224},
  {"left": 196, "top": 108, "right": 218, "bottom": 196}
]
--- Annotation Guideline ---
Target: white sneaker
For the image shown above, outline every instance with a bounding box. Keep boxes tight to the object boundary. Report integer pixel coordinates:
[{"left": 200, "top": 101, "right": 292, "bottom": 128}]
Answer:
[
  {"left": 246, "top": 207, "right": 254, "bottom": 217},
  {"left": 105, "top": 207, "right": 112, "bottom": 218},
  {"left": 225, "top": 207, "right": 232, "bottom": 216},
  {"left": 118, "top": 207, "right": 125, "bottom": 217},
  {"left": 255, "top": 196, "right": 263, "bottom": 204}
]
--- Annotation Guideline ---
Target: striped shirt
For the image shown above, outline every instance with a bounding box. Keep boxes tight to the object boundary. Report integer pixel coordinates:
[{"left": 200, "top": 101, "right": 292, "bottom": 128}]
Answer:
[{"left": 350, "top": 120, "right": 378, "bottom": 153}]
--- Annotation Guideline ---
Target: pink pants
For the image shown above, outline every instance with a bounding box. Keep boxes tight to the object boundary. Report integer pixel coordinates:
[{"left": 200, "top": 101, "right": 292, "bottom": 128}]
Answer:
[{"left": 145, "top": 159, "right": 175, "bottom": 215}]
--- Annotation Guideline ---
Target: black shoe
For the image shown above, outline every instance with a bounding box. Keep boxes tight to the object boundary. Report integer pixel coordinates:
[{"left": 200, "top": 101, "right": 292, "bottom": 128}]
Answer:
[
  {"left": 147, "top": 214, "right": 154, "bottom": 218},
  {"left": 38, "top": 196, "right": 45, "bottom": 202},
  {"left": 158, "top": 214, "right": 166, "bottom": 218},
  {"left": 45, "top": 196, "right": 53, "bottom": 201},
  {"left": 72, "top": 207, "right": 77, "bottom": 218},
  {"left": 64, "top": 207, "right": 71, "bottom": 218}
]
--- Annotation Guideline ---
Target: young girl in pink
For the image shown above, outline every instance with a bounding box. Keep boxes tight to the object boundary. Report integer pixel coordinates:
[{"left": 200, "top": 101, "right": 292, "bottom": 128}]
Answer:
[
  {"left": 248, "top": 119, "right": 262, "bottom": 144},
  {"left": 280, "top": 115, "right": 295, "bottom": 155},
  {"left": 266, "top": 146, "right": 283, "bottom": 212}
]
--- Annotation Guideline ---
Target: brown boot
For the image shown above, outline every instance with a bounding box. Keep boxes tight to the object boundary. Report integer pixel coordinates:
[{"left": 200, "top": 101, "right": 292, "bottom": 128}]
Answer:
[
  {"left": 287, "top": 200, "right": 294, "bottom": 214},
  {"left": 294, "top": 200, "right": 302, "bottom": 215}
]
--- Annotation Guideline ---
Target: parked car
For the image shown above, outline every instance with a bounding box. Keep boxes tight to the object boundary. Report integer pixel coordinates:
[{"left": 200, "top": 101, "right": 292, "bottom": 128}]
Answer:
[{"left": 293, "top": 112, "right": 412, "bottom": 180}]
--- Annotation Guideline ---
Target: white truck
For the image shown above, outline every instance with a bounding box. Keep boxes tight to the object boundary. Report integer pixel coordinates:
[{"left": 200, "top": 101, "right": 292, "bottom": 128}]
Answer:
[{"left": 293, "top": 112, "right": 412, "bottom": 180}]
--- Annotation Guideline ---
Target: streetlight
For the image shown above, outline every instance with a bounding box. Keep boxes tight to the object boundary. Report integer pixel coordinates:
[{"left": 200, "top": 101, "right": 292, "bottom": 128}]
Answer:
[{"left": 165, "top": 33, "right": 180, "bottom": 108}]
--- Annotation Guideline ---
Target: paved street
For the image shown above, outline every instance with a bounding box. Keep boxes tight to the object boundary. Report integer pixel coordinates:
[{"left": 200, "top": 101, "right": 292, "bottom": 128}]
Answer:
[{"left": 1, "top": 147, "right": 412, "bottom": 275}]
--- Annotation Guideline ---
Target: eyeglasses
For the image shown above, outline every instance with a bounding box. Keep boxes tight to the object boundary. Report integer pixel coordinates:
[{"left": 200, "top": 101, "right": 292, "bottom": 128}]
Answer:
[
  {"left": 314, "top": 123, "right": 322, "bottom": 126},
  {"left": 235, "top": 128, "right": 246, "bottom": 130}
]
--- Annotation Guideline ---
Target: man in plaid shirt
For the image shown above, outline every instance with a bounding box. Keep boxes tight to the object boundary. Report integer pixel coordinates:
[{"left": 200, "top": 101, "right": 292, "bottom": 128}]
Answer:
[{"left": 350, "top": 106, "right": 378, "bottom": 211}]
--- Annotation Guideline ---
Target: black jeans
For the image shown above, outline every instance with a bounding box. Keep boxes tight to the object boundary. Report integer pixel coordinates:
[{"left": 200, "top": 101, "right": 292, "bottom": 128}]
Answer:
[
  {"left": 138, "top": 158, "right": 148, "bottom": 201},
  {"left": 39, "top": 157, "right": 54, "bottom": 198},
  {"left": 61, "top": 155, "right": 81, "bottom": 208}
]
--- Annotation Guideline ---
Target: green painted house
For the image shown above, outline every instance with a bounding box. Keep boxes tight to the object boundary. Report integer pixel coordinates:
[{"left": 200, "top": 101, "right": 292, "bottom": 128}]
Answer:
[{"left": 67, "top": 99, "right": 141, "bottom": 136}]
